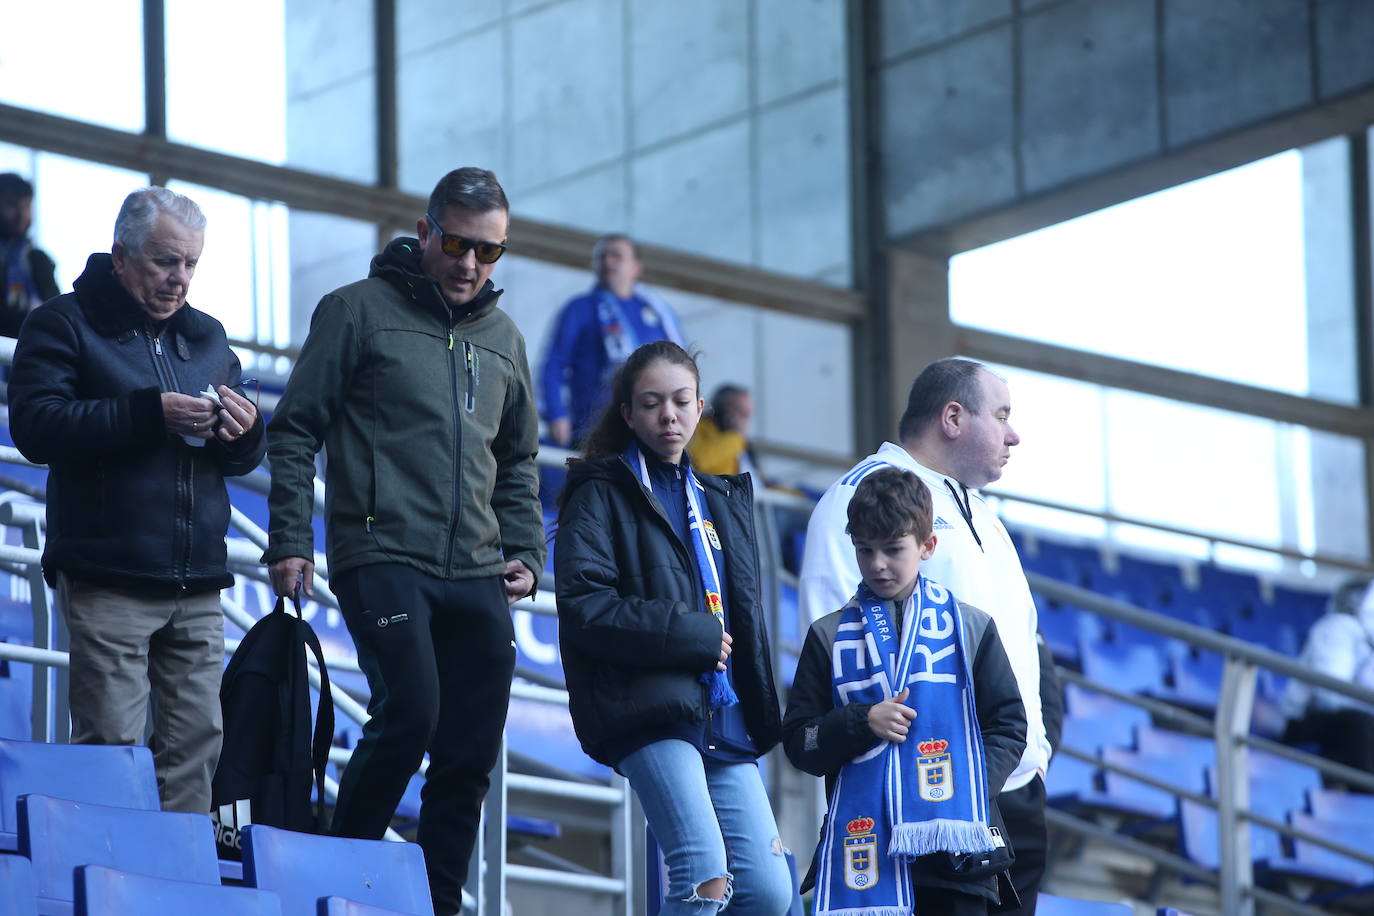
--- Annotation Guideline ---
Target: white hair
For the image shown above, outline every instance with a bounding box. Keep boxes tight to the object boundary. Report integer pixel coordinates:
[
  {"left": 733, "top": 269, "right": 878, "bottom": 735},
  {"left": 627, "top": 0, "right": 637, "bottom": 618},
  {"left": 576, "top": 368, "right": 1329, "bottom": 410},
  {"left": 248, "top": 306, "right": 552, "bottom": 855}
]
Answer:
[{"left": 113, "top": 187, "right": 206, "bottom": 254}]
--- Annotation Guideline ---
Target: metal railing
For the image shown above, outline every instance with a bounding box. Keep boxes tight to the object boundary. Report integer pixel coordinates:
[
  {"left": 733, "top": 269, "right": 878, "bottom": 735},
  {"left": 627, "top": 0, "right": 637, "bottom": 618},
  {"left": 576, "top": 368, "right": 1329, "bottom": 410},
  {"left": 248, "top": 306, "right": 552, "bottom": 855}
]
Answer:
[{"left": 1031, "top": 573, "right": 1374, "bottom": 916}]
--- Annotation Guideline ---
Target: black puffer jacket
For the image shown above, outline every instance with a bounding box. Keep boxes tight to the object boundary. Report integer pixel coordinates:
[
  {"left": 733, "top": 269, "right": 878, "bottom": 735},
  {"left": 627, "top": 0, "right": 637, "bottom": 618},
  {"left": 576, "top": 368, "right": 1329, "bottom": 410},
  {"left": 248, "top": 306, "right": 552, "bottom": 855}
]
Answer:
[
  {"left": 9, "top": 253, "right": 266, "bottom": 592},
  {"left": 554, "top": 456, "right": 782, "bottom": 767}
]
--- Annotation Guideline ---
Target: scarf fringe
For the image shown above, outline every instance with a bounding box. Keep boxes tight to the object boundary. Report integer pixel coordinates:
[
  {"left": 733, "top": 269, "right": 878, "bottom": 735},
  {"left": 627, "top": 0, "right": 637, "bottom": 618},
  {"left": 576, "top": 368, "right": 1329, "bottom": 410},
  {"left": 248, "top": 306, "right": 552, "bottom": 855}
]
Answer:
[
  {"left": 887, "top": 819, "right": 997, "bottom": 858},
  {"left": 818, "top": 908, "right": 910, "bottom": 916},
  {"left": 703, "top": 670, "right": 739, "bottom": 708}
]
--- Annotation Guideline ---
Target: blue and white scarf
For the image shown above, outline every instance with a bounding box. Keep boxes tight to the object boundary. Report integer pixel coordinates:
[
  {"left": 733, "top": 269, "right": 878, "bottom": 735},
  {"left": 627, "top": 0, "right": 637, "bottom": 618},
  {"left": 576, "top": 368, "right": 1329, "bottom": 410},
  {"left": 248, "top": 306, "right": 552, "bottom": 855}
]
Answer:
[
  {"left": 815, "top": 578, "right": 995, "bottom": 916},
  {"left": 595, "top": 286, "right": 685, "bottom": 367},
  {"left": 625, "top": 440, "right": 738, "bottom": 708}
]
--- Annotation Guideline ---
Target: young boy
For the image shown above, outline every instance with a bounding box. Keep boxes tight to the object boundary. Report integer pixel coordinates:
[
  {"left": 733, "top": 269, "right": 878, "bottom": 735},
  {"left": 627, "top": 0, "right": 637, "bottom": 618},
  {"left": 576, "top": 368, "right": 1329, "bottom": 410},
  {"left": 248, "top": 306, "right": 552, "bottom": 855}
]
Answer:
[{"left": 784, "top": 467, "right": 1028, "bottom": 915}]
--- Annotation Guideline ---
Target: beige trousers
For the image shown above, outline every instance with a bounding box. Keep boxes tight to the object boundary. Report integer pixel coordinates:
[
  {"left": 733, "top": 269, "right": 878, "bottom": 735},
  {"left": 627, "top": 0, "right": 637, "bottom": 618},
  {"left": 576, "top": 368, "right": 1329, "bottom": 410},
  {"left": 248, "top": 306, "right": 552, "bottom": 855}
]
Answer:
[{"left": 57, "top": 573, "right": 224, "bottom": 814}]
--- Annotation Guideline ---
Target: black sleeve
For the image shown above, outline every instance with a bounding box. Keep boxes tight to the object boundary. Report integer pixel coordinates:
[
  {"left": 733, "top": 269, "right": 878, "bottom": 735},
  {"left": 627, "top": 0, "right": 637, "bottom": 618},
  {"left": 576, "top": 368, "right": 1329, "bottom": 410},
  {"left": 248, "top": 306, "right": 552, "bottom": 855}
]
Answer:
[
  {"left": 554, "top": 477, "right": 724, "bottom": 670},
  {"left": 782, "top": 619, "right": 879, "bottom": 777},
  {"left": 972, "top": 617, "right": 1029, "bottom": 796},
  {"left": 9, "top": 305, "right": 165, "bottom": 463},
  {"left": 1037, "top": 631, "right": 1063, "bottom": 756}
]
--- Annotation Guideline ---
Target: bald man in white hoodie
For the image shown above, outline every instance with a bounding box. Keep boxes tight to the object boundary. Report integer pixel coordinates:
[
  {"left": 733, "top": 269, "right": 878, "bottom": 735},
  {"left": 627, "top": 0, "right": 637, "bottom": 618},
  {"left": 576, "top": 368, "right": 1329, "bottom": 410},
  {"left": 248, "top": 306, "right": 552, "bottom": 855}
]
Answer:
[{"left": 798, "top": 356, "right": 1051, "bottom": 915}]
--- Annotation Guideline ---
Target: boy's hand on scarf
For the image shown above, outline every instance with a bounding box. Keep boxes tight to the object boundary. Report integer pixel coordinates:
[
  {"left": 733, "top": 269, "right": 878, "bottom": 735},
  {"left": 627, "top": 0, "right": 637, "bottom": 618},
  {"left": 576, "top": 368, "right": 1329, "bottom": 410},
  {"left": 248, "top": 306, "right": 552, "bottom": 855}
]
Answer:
[{"left": 867, "top": 687, "right": 916, "bottom": 742}]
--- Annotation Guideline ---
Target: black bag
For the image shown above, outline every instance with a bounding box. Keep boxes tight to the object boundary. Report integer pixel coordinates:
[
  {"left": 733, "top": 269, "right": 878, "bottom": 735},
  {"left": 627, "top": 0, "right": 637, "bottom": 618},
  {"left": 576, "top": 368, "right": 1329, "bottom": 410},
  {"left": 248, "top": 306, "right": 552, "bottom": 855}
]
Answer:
[{"left": 210, "top": 593, "right": 334, "bottom": 860}]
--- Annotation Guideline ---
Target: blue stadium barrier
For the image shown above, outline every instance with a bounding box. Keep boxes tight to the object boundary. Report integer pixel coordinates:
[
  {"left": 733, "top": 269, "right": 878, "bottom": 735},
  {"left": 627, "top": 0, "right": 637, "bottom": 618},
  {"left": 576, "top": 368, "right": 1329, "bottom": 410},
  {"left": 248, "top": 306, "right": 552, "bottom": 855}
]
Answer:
[
  {"left": 0, "top": 739, "right": 159, "bottom": 852},
  {"left": 75, "top": 864, "right": 284, "bottom": 915},
  {"left": 242, "top": 824, "right": 434, "bottom": 916},
  {"left": 18, "top": 794, "right": 220, "bottom": 913}
]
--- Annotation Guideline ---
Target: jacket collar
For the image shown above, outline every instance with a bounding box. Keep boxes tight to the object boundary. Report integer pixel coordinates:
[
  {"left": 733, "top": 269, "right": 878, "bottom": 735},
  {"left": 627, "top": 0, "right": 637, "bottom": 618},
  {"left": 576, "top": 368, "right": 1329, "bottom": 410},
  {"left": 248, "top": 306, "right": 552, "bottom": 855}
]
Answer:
[
  {"left": 71, "top": 252, "right": 209, "bottom": 343},
  {"left": 369, "top": 236, "right": 503, "bottom": 327}
]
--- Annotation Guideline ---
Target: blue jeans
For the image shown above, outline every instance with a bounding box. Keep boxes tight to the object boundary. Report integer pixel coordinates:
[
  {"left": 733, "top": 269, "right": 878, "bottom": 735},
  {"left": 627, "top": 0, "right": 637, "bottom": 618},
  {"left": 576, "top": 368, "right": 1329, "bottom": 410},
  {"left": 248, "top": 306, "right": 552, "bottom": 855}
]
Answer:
[{"left": 621, "top": 739, "right": 792, "bottom": 915}]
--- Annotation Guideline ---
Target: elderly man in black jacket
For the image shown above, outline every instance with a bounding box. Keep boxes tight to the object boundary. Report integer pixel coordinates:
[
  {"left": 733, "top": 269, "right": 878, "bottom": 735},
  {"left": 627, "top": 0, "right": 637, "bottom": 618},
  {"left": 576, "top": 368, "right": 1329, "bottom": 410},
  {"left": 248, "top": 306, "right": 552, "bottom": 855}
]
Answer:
[{"left": 8, "top": 186, "right": 264, "bottom": 814}]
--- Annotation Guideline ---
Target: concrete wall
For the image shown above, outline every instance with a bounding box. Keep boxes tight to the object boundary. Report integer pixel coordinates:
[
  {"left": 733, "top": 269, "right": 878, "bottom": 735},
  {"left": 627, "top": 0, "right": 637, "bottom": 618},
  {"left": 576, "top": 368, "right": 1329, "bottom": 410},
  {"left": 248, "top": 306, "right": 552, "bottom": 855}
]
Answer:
[
  {"left": 393, "top": 0, "right": 852, "bottom": 287},
  {"left": 879, "top": 0, "right": 1374, "bottom": 240}
]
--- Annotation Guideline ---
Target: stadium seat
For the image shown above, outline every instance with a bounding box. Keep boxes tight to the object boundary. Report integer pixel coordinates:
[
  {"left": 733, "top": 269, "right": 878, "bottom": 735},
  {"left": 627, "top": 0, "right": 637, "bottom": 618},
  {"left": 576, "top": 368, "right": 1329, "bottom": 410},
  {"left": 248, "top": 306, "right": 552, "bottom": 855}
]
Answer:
[
  {"left": 75, "top": 864, "right": 283, "bottom": 915},
  {"left": 1178, "top": 798, "right": 1281, "bottom": 870},
  {"left": 318, "top": 899, "right": 422, "bottom": 916},
  {"left": 18, "top": 794, "right": 220, "bottom": 912},
  {"left": 242, "top": 824, "right": 435, "bottom": 916},
  {"left": 1099, "top": 747, "right": 1205, "bottom": 820},
  {"left": 1158, "top": 650, "right": 1223, "bottom": 708},
  {"left": 1062, "top": 685, "right": 1151, "bottom": 733},
  {"left": 1309, "top": 788, "right": 1374, "bottom": 823},
  {"left": 1272, "top": 810, "right": 1374, "bottom": 886},
  {"left": 0, "top": 851, "right": 37, "bottom": 916},
  {"left": 1132, "top": 727, "right": 1214, "bottom": 772},
  {"left": 1158, "top": 909, "right": 1200, "bottom": 916},
  {"left": 1037, "top": 892, "right": 1132, "bottom": 914},
  {"left": 0, "top": 739, "right": 159, "bottom": 852},
  {"left": 1080, "top": 640, "right": 1166, "bottom": 695}
]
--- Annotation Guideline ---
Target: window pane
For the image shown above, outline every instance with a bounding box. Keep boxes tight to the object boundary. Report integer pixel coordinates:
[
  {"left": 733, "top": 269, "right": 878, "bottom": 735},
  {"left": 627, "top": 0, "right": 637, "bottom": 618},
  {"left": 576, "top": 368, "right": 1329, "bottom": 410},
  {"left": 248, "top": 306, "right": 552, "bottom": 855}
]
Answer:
[
  {"left": 952, "top": 145, "right": 1358, "bottom": 404},
  {"left": 986, "top": 364, "right": 1368, "bottom": 568},
  {"left": 165, "top": 0, "right": 376, "bottom": 183},
  {"left": 30, "top": 155, "right": 150, "bottom": 295},
  {"left": 0, "top": 2, "right": 144, "bottom": 131},
  {"left": 166, "top": 181, "right": 289, "bottom": 346}
]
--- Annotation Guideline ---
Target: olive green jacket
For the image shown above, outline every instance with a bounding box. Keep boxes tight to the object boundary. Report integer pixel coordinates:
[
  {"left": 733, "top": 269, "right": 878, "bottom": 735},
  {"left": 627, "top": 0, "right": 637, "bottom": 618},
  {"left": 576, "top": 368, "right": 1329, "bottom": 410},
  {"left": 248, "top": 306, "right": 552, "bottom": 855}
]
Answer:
[{"left": 262, "top": 238, "right": 545, "bottom": 590}]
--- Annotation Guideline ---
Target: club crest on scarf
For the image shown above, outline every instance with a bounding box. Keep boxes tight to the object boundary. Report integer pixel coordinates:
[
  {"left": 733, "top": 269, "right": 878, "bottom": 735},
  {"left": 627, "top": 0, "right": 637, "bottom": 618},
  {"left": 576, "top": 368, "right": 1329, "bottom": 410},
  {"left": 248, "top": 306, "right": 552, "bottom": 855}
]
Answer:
[
  {"left": 843, "top": 816, "right": 879, "bottom": 891},
  {"left": 916, "top": 739, "right": 953, "bottom": 803}
]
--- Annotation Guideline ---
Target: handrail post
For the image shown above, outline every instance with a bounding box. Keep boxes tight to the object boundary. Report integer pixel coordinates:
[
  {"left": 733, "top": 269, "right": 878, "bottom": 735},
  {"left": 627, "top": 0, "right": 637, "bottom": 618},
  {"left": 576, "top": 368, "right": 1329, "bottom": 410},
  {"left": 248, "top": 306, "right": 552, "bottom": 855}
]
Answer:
[
  {"left": 610, "top": 772, "right": 636, "bottom": 916},
  {"left": 17, "top": 512, "right": 57, "bottom": 742},
  {"left": 1216, "top": 655, "right": 1258, "bottom": 916},
  {"left": 482, "top": 732, "right": 508, "bottom": 916}
]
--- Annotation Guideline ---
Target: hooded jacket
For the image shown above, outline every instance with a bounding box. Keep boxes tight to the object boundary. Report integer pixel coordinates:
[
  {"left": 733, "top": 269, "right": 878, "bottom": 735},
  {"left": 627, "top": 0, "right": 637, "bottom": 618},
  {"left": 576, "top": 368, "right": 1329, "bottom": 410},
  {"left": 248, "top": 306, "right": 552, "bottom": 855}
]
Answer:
[
  {"left": 8, "top": 253, "right": 266, "bottom": 592},
  {"left": 554, "top": 456, "right": 782, "bottom": 767},
  {"left": 262, "top": 237, "right": 544, "bottom": 586}
]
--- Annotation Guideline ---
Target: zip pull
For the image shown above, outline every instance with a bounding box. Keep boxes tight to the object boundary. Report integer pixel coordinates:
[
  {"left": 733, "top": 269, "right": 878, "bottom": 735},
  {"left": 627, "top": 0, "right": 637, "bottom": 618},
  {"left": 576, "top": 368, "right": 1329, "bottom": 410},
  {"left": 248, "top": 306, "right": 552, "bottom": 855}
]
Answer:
[
  {"left": 365, "top": 515, "right": 374, "bottom": 532},
  {"left": 448, "top": 331, "right": 454, "bottom": 351},
  {"left": 154, "top": 335, "right": 163, "bottom": 356}
]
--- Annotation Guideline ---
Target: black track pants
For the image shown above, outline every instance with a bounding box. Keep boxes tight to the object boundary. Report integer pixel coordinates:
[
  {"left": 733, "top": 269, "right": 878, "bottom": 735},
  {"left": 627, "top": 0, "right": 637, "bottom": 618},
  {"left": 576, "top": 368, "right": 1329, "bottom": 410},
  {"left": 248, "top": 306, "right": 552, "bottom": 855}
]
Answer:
[{"left": 330, "top": 564, "right": 515, "bottom": 915}]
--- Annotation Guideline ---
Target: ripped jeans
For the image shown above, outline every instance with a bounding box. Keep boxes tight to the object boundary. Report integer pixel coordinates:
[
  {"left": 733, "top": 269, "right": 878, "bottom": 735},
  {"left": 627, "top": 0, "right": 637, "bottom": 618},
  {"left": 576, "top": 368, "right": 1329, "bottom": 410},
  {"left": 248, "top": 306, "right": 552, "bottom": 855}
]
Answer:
[{"left": 621, "top": 739, "right": 793, "bottom": 915}]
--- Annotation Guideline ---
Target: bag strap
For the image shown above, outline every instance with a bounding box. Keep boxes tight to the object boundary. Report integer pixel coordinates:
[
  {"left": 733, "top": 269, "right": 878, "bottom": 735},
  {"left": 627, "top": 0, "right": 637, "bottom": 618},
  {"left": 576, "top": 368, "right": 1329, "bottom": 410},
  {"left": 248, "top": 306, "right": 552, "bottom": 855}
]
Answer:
[{"left": 285, "top": 590, "right": 336, "bottom": 832}]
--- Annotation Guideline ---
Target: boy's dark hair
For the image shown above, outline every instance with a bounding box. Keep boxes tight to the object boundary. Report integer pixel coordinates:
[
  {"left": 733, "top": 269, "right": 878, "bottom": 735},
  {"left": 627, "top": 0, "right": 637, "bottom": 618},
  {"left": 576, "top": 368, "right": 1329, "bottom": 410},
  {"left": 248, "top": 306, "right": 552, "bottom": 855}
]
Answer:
[
  {"left": 0, "top": 173, "right": 34, "bottom": 199},
  {"left": 846, "top": 467, "right": 934, "bottom": 543},
  {"left": 428, "top": 167, "right": 508, "bottom": 217}
]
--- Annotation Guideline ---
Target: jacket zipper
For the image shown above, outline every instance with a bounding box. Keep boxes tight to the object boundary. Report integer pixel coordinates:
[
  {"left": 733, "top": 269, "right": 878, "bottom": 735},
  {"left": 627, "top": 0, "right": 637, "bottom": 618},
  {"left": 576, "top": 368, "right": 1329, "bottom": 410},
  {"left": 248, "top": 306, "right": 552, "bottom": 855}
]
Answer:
[
  {"left": 463, "top": 341, "right": 477, "bottom": 412},
  {"left": 146, "top": 327, "right": 193, "bottom": 586},
  {"left": 444, "top": 329, "right": 463, "bottom": 575}
]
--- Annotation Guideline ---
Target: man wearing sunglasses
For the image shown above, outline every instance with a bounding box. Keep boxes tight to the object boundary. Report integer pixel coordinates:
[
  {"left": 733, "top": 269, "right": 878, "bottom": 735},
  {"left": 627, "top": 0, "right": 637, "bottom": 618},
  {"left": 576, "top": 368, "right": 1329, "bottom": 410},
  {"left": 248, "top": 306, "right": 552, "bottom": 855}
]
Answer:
[{"left": 263, "top": 167, "right": 543, "bottom": 916}]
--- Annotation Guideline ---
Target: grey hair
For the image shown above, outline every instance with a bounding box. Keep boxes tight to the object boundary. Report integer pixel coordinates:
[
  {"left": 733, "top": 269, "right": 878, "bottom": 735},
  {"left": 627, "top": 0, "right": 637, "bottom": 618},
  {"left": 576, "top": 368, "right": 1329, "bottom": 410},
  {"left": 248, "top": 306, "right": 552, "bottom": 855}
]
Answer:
[
  {"left": 113, "top": 187, "right": 206, "bottom": 255},
  {"left": 591, "top": 233, "right": 639, "bottom": 271}
]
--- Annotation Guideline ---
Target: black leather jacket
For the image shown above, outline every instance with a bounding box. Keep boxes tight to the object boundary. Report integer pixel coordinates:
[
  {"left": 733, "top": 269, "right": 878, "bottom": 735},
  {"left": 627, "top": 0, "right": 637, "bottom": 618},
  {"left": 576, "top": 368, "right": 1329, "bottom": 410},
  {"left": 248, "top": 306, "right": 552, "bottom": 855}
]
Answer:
[
  {"left": 554, "top": 456, "right": 782, "bottom": 766},
  {"left": 9, "top": 253, "right": 266, "bottom": 592}
]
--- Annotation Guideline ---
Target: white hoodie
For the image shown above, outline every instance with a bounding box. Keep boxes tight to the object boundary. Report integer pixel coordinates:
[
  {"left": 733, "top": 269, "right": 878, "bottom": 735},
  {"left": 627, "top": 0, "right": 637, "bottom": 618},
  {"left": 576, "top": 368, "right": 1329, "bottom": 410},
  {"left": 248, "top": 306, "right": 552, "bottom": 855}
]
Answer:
[
  {"left": 798, "top": 441, "right": 1051, "bottom": 791},
  {"left": 1282, "top": 582, "right": 1374, "bottom": 718}
]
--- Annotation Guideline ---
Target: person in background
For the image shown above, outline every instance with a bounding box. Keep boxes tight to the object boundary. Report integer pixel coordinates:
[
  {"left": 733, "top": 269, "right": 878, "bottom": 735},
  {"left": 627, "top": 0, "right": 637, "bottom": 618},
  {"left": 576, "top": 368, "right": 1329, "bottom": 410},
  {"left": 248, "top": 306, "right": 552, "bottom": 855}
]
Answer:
[
  {"left": 690, "top": 383, "right": 759, "bottom": 478},
  {"left": 798, "top": 357, "right": 1051, "bottom": 915},
  {"left": 554, "top": 340, "right": 791, "bottom": 915},
  {"left": 539, "top": 233, "right": 684, "bottom": 449},
  {"left": 9, "top": 186, "right": 264, "bottom": 814},
  {"left": 0, "top": 173, "right": 59, "bottom": 338},
  {"left": 1281, "top": 577, "right": 1374, "bottom": 774}
]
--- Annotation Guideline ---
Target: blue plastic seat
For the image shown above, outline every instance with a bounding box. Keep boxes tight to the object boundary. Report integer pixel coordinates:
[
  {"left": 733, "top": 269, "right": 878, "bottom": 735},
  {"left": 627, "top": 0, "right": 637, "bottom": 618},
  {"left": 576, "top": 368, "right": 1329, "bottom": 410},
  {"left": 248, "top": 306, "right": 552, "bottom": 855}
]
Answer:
[
  {"left": 1309, "top": 788, "right": 1374, "bottom": 823},
  {"left": 75, "top": 864, "right": 283, "bottom": 915},
  {"left": 1080, "top": 639, "right": 1165, "bottom": 695},
  {"left": 1179, "top": 797, "right": 1282, "bottom": 870},
  {"left": 1037, "top": 892, "right": 1132, "bottom": 914},
  {"left": 1133, "top": 726, "right": 1214, "bottom": 772},
  {"left": 0, "top": 851, "right": 37, "bottom": 916},
  {"left": 0, "top": 740, "right": 159, "bottom": 852},
  {"left": 1099, "top": 747, "right": 1205, "bottom": 820},
  {"left": 1280, "top": 811, "right": 1374, "bottom": 885},
  {"left": 18, "top": 794, "right": 220, "bottom": 912},
  {"left": 318, "top": 898, "right": 424, "bottom": 916},
  {"left": 1062, "top": 685, "right": 1151, "bottom": 733},
  {"left": 242, "top": 825, "right": 435, "bottom": 916},
  {"left": 1158, "top": 650, "right": 1223, "bottom": 707}
]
